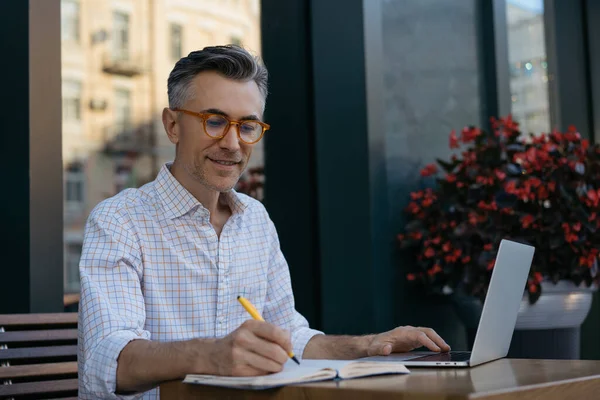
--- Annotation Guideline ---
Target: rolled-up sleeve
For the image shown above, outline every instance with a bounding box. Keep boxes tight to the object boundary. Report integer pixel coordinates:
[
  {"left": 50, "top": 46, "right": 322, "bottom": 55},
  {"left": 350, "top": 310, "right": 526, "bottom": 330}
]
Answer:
[
  {"left": 78, "top": 205, "right": 151, "bottom": 399},
  {"left": 261, "top": 217, "right": 323, "bottom": 359}
]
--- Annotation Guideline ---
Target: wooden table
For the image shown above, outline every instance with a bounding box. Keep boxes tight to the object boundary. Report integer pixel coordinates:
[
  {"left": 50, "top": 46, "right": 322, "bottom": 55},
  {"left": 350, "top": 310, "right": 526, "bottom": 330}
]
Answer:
[{"left": 160, "top": 359, "right": 600, "bottom": 399}]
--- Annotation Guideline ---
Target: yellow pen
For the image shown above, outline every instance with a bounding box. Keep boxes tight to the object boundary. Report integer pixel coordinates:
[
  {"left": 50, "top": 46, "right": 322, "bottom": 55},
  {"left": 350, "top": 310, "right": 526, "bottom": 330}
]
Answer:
[{"left": 237, "top": 295, "right": 300, "bottom": 365}]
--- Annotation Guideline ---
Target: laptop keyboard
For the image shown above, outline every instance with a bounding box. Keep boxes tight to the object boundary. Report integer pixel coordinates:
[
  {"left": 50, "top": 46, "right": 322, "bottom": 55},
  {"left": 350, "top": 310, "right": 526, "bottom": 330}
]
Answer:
[{"left": 411, "top": 351, "right": 471, "bottom": 362}]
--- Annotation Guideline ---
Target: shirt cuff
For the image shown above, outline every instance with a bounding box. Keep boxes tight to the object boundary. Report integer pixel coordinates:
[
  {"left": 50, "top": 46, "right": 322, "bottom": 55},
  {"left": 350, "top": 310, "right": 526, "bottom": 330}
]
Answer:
[
  {"left": 292, "top": 327, "right": 324, "bottom": 360},
  {"left": 82, "top": 329, "right": 151, "bottom": 399}
]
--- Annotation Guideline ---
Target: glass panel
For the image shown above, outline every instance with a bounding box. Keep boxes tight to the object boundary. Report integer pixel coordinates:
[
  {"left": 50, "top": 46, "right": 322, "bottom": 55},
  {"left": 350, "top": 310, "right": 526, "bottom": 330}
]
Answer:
[
  {"left": 506, "top": 0, "right": 550, "bottom": 135},
  {"left": 381, "top": 0, "right": 484, "bottom": 347},
  {"left": 65, "top": 243, "right": 82, "bottom": 293},
  {"left": 171, "top": 23, "right": 183, "bottom": 60},
  {"left": 113, "top": 11, "right": 130, "bottom": 61},
  {"left": 62, "top": 80, "right": 82, "bottom": 121},
  {"left": 61, "top": 0, "right": 79, "bottom": 43},
  {"left": 61, "top": 0, "right": 263, "bottom": 296}
]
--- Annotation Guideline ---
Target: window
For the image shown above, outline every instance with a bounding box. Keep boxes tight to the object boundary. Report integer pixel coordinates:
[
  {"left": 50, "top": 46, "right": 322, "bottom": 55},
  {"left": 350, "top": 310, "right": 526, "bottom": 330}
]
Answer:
[
  {"left": 170, "top": 23, "right": 183, "bottom": 60},
  {"left": 65, "top": 163, "right": 85, "bottom": 206},
  {"left": 113, "top": 11, "right": 130, "bottom": 61},
  {"left": 65, "top": 243, "right": 82, "bottom": 293},
  {"left": 506, "top": 0, "right": 550, "bottom": 134},
  {"left": 66, "top": 173, "right": 84, "bottom": 204},
  {"left": 114, "top": 88, "right": 132, "bottom": 129},
  {"left": 62, "top": 80, "right": 82, "bottom": 121},
  {"left": 61, "top": 0, "right": 80, "bottom": 43}
]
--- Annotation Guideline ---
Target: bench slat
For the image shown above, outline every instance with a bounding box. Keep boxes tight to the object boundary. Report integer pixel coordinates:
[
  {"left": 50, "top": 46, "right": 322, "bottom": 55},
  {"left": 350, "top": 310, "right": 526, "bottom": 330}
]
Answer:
[
  {"left": 0, "top": 313, "right": 77, "bottom": 327},
  {"left": 0, "top": 378, "right": 78, "bottom": 397},
  {"left": 0, "top": 361, "right": 78, "bottom": 379},
  {"left": 0, "top": 329, "right": 77, "bottom": 344},
  {"left": 0, "top": 345, "right": 77, "bottom": 361}
]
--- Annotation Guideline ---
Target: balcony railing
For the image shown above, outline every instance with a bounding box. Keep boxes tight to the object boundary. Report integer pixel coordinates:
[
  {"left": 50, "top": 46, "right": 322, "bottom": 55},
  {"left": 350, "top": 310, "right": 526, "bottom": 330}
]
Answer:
[
  {"left": 102, "top": 50, "right": 145, "bottom": 77},
  {"left": 103, "top": 123, "right": 155, "bottom": 155}
]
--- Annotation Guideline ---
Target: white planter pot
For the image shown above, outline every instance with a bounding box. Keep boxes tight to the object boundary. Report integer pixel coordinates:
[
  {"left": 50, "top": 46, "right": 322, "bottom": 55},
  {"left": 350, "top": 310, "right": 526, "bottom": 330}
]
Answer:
[{"left": 515, "top": 280, "right": 597, "bottom": 330}]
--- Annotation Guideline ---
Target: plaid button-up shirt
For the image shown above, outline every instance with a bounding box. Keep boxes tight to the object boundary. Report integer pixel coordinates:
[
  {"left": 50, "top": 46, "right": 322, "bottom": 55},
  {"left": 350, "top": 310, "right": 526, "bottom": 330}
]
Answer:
[{"left": 78, "top": 163, "right": 322, "bottom": 399}]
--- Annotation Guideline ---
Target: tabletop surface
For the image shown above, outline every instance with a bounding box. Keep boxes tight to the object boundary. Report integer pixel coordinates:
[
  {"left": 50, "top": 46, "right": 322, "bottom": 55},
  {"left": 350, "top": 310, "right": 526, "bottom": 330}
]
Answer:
[{"left": 160, "top": 358, "right": 600, "bottom": 400}]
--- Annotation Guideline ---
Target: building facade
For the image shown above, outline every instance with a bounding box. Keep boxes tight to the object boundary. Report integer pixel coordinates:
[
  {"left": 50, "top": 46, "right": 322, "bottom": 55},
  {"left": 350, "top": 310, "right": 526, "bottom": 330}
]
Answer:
[{"left": 61, "top": 0, "right": 262, "bottom": 294}]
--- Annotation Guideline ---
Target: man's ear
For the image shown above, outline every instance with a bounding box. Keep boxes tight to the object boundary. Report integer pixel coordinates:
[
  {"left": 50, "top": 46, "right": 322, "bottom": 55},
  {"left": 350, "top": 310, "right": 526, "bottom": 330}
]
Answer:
[{"left": 162, "top": 107, "right": 180, "bottom": 144}]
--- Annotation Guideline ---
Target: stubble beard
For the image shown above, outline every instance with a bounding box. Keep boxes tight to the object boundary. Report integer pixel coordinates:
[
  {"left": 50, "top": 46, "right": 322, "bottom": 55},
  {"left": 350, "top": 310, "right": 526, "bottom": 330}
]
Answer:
[{"left": 180, "top": 156, "right": 246, "bottom": 193}]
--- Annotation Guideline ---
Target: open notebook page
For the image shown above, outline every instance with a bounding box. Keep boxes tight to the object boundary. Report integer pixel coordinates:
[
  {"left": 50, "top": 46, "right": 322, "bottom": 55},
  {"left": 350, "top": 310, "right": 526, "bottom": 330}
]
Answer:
[{"left": 183, "top": 359, "right": 409, "bottom": 389}]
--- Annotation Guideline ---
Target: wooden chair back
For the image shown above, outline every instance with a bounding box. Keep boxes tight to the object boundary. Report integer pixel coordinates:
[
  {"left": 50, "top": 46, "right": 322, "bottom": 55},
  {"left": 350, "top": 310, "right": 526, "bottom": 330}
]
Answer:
[{"left": 0, "top": 313, "right": 78, "bottom": 399}]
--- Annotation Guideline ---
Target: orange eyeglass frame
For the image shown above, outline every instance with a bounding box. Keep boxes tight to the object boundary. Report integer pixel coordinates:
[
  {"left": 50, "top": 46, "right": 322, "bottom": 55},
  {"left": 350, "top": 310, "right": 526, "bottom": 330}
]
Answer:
[{"left": 172, "top": 108, "right": 271, "bottom": 144}]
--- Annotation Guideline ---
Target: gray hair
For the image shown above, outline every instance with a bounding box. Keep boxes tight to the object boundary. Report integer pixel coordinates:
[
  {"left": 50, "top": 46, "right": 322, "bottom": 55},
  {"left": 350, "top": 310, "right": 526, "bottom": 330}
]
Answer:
[{"left": 167, "top": 45, "right": 268, "bottom": 109}]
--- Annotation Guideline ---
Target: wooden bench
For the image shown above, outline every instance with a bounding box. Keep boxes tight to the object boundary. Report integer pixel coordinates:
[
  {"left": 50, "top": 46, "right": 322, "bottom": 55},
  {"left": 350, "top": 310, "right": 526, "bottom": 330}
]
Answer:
[{"left": 0, "top": 313, "right": 78, "bottom": 399}]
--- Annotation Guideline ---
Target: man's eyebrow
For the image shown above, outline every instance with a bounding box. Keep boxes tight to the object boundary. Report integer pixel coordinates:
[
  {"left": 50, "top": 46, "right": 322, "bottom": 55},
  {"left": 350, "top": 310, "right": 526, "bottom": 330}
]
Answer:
[
  {"left": 201, "top": 108, "right": 228, "bottom": 116},
  {"left": 239, "top": 114, "right": 260, "bottom": 121},
  {"left": 201, "top": 108, "right": 262, "bottom": 122}
]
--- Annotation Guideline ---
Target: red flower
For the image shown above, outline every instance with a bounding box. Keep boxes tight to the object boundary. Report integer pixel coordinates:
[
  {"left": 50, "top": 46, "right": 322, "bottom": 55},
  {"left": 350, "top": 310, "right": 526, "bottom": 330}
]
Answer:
[
  {"left": 484, "top": 243, "right": 493, "bottom": 251},
  {"left": 586, "top": 189, "right": 600, "bottom": 207},
  {"left": 505, "top": 180, "right": 517, "bottom": 194},
  {"left": 529, "top": 283, "right": 538, "bottom": 293},
  {"left": 446, "top": 174, "right": 457, "bottom": 183},
  {"left": 420, "top": 163, "right": 438, "bottom": 177},
  {"left": 495, "top": 169, "right": 506, "bottom": 181},
  {"left": 534, "top": 272, "right": 543, "bottom": 283},
  {"left": 589, "top": 212, "right": 597, "bottom": 222},
  {"left": 468, "top": 212, "right": 478, "bottom": 225},
  {"left": 428, "top": 264, "right": 443, "bottom": 276},
  {"left": 406, "top": 202, "right": 421, "bottom": 214},
  {"left": 449, "top": 129, "right": 460, "bottom": 149},
  {"left": 442, "top": 241, "right": 452, "bottom": 252},
  {"left": 432, "top": 236, "right": 442, "bottom": 245},
  {"left": 422, "top": 197, "right": 434, "bottom": 207},
  {"left": 410, "top": 232, "right": 422, "bottom": 240},
  {"left": 461, "top": 126, "right": 482, "bottom": 143},
  {"left": 487, "top": 260, "right": 495, "bottom": 271},
  {"left": 424, "top": 247, "right": 436, "bottom": 258},
  {"left": 410, "top": 191, "right": 424, "bottom": 200},
  {"left": 521, "top": 215, "right": 535, "bottom": 229},
  {"left": 478, "top": 200, "right": 498, "bottom": 211},
  {"left": 462, "top": 256, "right": 472, "bottom": 264},
  {"left": 582, "top": 139, "right": 590, "bottom": 152},
  {"left": 407, "top": 273, "right": 416, "bottom": 281}
]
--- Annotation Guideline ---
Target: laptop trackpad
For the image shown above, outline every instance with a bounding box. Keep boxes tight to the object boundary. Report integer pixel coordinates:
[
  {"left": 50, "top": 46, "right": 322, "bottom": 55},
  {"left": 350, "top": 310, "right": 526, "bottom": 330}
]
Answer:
[{"left": 361, "top": 352, "right": 434, "bottom": 362}]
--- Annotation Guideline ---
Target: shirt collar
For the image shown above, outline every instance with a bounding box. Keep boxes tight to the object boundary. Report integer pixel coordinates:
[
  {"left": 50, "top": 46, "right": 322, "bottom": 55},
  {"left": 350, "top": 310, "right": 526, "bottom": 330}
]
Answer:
[{"left": 154, "top": 162, "right": 250, "bottom": 220}]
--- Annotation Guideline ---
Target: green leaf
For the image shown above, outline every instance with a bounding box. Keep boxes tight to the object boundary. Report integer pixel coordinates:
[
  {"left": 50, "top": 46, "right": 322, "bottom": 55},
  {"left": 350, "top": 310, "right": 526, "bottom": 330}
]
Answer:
[{"left": 436, "top": 158, "right": 460, "bottom": 174}]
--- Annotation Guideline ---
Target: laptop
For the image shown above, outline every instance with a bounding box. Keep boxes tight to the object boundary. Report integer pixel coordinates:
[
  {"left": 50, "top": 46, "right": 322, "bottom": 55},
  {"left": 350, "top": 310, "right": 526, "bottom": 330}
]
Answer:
[{"left": 363, "top": 239, "right": 535, "bottom": 367}]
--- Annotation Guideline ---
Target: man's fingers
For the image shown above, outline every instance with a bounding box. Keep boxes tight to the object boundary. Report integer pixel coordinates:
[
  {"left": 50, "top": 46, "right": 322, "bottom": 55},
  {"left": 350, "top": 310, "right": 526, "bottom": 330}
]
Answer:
[
  {"left": 242, "top": 320, "right": 292, "bottom": 353},
  {"left": 247, "top": 336, "right": 290, "bottom": 365},
  {"left": 239, "top": 348, "right": 286, "bottom": 374},
  {"left": 415, "top": 331, "right": 441, "bottom": 352},
  {"left": 417, "top": 327, "right": 451, "bottom": 352}
]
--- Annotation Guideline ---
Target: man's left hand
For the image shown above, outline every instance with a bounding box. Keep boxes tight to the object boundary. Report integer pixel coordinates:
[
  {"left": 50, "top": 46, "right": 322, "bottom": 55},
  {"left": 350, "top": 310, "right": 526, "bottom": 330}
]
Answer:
[{"left": 366, "top": 326, "right": 451, "bottom": 356}]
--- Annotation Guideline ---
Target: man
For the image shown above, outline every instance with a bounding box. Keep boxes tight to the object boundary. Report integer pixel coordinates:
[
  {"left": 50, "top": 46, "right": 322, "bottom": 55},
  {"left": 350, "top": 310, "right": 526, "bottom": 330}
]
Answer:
[{"left": 78, "top": 45, "right": 450, "bottom": 399}]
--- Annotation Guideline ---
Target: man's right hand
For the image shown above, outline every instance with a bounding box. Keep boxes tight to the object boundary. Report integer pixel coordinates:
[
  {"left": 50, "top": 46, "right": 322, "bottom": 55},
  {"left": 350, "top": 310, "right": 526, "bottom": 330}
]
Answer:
[{"left": 203, "top": 320, "right": 293, "bottom": 376}]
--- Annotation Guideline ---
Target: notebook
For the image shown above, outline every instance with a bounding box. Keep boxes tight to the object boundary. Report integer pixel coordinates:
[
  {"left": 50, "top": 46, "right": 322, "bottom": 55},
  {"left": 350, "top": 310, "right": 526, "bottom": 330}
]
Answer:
[{"left": 183, "top": 358, "right": 410, "bottom": 390}]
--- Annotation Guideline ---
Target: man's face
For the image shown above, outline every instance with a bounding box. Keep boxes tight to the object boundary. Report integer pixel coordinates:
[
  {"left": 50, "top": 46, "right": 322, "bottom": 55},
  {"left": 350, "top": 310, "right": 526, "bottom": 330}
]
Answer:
[{"left": 167, "top": 71, "right": 264, "bottom": 192}]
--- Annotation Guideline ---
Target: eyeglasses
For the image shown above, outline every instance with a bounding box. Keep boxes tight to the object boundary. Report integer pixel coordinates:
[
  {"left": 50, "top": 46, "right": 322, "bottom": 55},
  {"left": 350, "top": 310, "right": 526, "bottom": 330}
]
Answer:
[{"left": 172, "top": 108, "right": 270, "bottom": 144}]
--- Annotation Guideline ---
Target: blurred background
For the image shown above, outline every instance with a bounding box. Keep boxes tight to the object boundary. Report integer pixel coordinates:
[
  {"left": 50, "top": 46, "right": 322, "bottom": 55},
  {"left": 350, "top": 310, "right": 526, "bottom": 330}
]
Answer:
[{"left": 1, "top": 0, "right": 599, "bottom": 362}]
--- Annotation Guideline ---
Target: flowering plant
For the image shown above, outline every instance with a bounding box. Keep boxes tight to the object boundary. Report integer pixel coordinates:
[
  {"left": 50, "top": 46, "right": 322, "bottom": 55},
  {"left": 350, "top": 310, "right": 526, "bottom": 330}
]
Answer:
[
  {"left": 398, "top": 116, "right": 600, "bottom": 304},
  {"left": 235, "top": 166, "right": 265, "bottom": 202}
]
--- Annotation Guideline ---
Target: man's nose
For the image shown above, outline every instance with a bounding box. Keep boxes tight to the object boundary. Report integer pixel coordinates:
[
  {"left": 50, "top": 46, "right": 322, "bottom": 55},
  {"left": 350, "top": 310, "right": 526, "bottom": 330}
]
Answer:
[{"left": 219, "top": 123, "right": 241, "bottom": 151}]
